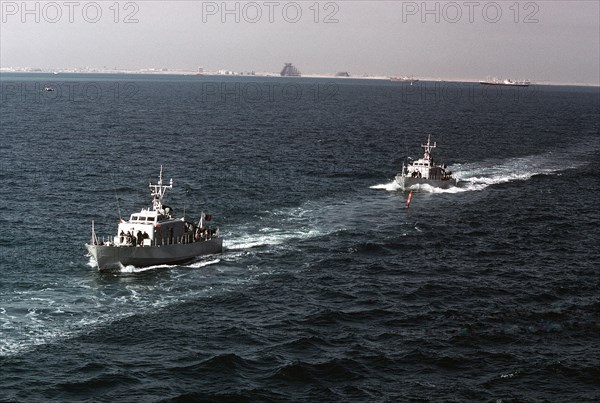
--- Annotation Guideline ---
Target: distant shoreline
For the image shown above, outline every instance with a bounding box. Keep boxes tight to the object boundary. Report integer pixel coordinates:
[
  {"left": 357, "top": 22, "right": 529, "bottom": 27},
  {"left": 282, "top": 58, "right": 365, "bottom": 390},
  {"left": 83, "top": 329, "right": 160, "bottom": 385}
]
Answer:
[{"left": 0, "top": 69, "right": 598, "bottom": 87}]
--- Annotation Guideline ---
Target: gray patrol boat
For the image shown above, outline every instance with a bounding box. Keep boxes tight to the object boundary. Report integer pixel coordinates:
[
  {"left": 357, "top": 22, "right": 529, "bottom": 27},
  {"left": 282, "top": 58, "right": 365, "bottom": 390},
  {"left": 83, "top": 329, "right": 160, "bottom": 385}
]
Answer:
[
  {"left": 395, "top": 135, "right": 457, "bottom": 190},
  {"left": 86, "top": 167, "right": 223, "bottom": 271}
]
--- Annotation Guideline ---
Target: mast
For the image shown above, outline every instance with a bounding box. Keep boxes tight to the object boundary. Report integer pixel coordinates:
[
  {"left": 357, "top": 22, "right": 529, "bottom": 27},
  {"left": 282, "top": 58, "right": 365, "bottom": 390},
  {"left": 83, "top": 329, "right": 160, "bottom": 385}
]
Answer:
[
  {"left": 149, "top": 165, "right": 173, "bottom": 212},
  {"left": 90, "top": 220, "right": 98, "bottom": 245},
  {"left": 421, "top": 134, "right": 437, "bottom": 161}
]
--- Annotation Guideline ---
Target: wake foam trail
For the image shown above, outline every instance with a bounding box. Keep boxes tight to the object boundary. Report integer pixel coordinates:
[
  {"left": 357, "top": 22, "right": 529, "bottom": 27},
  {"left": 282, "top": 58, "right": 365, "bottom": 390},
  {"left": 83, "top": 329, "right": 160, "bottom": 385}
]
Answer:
[
  {"left": 119, "top": 264, "right": 173, "bottom": 274},
  {"left": 223, "top": 199, "right": 366, "bottom": 254},
  {"left": 188, "top": 258, "right": 221, "bottom": 269},
  {"left": 225, "top": 229, "right": 321, "bottom": 251},
  {"left": 118, "top": 258, "right": 222, "bottom": 273},
  {"left": 1, "top": 259, "right": 225, "bottom": 356},
  {"left": 370, "top": 181, "right": 401, "bottom": 191},
  {"left": 371, "top": 178, "right": 480, "bottom": 194},
  {"left": 452, "top": 151, "right": 573, "bottom": 191},
  {"left": 412, "top": 183, "right": 483, "bottom": 193}
]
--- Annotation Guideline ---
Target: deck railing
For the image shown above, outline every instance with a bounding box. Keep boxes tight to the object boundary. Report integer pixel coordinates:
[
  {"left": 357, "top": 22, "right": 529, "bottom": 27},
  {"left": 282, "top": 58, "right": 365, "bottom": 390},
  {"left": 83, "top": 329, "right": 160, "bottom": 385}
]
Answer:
[{"left": 93, "top": 230, "right": 219, "bottom": 247}]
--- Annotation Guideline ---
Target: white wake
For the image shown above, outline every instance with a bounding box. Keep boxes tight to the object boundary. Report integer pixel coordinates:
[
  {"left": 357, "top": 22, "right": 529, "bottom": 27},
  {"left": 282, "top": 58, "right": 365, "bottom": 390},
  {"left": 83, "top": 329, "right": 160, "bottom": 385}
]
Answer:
[{"left": 372, "top": 151, "right": 575, "bottom": 193}]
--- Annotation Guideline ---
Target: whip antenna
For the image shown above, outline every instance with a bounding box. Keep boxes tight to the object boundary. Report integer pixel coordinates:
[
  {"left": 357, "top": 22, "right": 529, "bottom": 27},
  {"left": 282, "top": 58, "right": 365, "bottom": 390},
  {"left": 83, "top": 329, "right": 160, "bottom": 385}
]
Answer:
[{"left": 111, "top": 174, "right": 122, "bottom": 221}]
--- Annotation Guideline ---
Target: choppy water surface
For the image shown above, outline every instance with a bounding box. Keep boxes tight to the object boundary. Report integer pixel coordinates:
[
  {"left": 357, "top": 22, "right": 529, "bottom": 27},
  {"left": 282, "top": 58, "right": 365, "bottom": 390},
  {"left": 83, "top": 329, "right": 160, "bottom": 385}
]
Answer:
[{"left": 1, "top": 74, "right": 599, "bottom": 401}]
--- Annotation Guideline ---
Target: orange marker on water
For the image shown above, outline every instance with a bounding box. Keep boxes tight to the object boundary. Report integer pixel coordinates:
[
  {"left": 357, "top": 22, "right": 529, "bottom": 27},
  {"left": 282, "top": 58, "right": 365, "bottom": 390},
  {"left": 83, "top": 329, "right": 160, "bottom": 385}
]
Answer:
[{"left": 406, "top": 191, "right": 413, "bottom": 209}]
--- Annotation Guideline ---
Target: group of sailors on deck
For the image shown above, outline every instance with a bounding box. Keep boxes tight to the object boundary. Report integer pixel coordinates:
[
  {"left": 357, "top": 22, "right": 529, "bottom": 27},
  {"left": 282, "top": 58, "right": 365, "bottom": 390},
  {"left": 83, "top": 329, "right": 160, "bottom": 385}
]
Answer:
[
  {"left": 408, "top": 168, "right": 453, "bottom": 181},
  {"left": 195, "top": 226, "right": 217, "bottom": 242},
  {"left": 120, "top": 230, "right": 149, "bottom": 246},
  {"left": 117, "top": 226, "right": 218, "bottom": 247}
]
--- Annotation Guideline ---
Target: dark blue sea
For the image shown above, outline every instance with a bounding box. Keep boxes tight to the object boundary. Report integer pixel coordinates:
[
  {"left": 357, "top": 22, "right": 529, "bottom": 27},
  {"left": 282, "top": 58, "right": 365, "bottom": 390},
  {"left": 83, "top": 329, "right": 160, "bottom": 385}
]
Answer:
[{"left": 0, "top": 73, "right": 599, "bottom": 401}]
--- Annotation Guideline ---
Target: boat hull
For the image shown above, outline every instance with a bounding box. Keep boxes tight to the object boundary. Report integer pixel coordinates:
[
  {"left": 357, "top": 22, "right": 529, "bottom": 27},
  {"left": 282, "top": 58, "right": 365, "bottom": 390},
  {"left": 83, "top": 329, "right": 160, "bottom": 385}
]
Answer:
[
  {"left": 86, "top": 238, "right": 223, "bottom": 271},
  {"left": 395, "top": 175, "right": 457, "bottom": 191},
  {"left": 479, "top": 82, "right": 529, "bottom": 87}
]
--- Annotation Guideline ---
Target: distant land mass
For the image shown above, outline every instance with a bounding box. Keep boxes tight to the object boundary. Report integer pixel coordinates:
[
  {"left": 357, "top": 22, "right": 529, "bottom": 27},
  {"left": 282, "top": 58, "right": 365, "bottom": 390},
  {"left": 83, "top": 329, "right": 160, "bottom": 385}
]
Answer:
[{"left": 0, "top": 66, "right": 598, "bottom": 87}]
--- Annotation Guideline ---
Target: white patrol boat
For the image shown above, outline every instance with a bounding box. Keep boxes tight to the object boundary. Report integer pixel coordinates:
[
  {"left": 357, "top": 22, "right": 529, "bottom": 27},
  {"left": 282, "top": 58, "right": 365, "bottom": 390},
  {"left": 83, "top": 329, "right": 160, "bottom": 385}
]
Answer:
[
  {"left": 86, "top": 167, "right": 223, "bottom": 271},
  {"left": 395, "top": 135, "right": 457, "bottom": 190}
]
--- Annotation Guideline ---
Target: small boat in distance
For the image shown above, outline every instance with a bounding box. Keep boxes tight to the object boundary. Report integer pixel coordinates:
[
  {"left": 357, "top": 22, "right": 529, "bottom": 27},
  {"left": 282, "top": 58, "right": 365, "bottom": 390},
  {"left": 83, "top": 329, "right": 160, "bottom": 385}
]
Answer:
[
  {"left": 390, "top": 76, "right": 419, "bottom": 85},
  {"left": 86, "top": 167, "right": 223, "bottom": 271},
  {"left": 395, "top": 135, "right": 457, "bottom": 191},
  {"left": 43, "top": 86, "right": 56, "bottom": 92},
  {"left": 479, "top": 77, "right": 531, "bottom": 87}
]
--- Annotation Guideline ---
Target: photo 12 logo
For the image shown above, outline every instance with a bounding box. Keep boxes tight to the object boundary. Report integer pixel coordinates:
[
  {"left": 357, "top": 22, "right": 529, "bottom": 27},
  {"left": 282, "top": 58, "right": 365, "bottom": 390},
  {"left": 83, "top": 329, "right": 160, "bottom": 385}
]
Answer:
[
  {"left": 201, "top": 1, "right": 340, "bottom": 23},
  {"left": 401, "top": 1, "right": 540, "bottom": 23},
  {"left": 0, "top": 81, "right": 140, "bottom": 103},
  {"left": 200, "top": 81, "right": 339, "bottom": 103},
  {"left": 399, "top": 81, "right": 539, "bottom": 106},
  {"left": 1, "top": 1, "right": 140, "bottom": 23}
]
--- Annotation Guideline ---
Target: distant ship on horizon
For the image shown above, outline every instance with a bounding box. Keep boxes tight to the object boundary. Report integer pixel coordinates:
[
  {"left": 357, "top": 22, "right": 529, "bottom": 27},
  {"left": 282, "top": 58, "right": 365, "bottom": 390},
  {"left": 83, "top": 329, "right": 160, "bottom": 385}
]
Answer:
[
  {"left": 390, "top": 75, "right": 419, "bottom": 84},
  {"left": 480, "top": 77, "right": 531, "bottom": 87}
]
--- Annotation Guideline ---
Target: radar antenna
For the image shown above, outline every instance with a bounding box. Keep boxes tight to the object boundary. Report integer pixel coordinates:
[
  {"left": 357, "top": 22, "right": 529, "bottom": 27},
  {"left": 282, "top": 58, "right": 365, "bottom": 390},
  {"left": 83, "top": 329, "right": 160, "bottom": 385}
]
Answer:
[
  {"left": 421, "top": 134, "right": 437, "bottom": 160},
  {"left": 149, "top": 165, "right": 173, "bottom": 212}
]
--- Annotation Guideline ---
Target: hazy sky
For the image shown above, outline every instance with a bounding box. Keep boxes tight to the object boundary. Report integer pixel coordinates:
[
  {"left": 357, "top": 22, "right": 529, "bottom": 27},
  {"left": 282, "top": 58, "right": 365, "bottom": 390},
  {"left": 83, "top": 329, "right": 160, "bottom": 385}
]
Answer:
[{"left": 1, "top": 1, "right": 598, "bottom": 84}]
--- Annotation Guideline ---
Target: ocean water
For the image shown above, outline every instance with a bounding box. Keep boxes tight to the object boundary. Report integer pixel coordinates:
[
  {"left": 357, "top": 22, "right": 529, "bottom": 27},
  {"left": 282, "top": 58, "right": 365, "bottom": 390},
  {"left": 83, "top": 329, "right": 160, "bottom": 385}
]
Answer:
[{"left": 0, "top": 73, "right": 599, "bottom": 401}]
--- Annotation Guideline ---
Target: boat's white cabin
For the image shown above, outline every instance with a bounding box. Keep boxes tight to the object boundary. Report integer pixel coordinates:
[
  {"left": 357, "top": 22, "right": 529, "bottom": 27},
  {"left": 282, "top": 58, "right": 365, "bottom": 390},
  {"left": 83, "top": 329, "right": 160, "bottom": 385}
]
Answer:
[
  {"left": 406, "top": 158, "right": 434, "bottom": 179},
  {"left": 114, "top": 212, "right": 190, "bottom": 247},
  {"left": 128, "top": 209, "right": 171, "bottom": 224}
]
